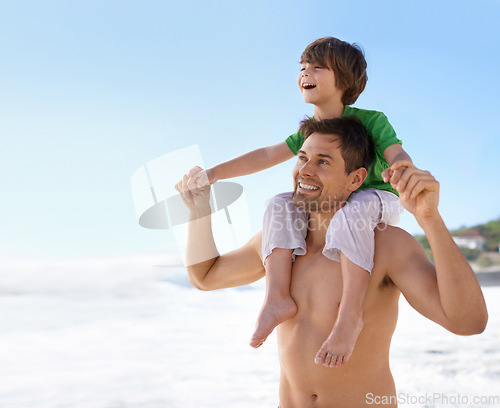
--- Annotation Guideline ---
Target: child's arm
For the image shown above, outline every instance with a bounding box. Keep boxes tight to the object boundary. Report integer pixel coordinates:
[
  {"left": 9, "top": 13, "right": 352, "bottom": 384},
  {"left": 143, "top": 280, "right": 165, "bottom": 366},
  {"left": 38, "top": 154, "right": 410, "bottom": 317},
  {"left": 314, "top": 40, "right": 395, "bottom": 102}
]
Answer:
[
  {"left": 205, "top": 141, "right": 295, "bottom": 184},
  {"left": 383, "top": 143, "right": 412, "bottom": 167},
  {"left": 381, "top": 143, "right": 414, "bottom": 183}
]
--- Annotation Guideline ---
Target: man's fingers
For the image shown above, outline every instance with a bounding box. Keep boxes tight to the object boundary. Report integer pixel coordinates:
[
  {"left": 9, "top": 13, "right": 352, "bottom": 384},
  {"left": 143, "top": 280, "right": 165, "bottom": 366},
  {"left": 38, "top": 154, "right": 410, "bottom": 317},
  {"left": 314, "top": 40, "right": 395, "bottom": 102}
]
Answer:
[
  {"left": 398, "top": 171, "right": 437, "bottom": 201},
  {"left": 389, "top": 167, "right": 406, "bottom": 188},
  {"left": 181, "top": 175, "right": 192, "bottom": 201},
  {"left": 391, "top": 166, "right": 435, "bottom": 199},
  {"left": 174, "top": 175, "right": 193, "bottom": 206},
  {"left": 187, "top": 174, "right": 199, "bottom": 191},
  {"left": 394, "top": 166, "right": 421, "bottom": 196},
  {"left": 409, "top": 178, "right": 439, "bottom": 200}
]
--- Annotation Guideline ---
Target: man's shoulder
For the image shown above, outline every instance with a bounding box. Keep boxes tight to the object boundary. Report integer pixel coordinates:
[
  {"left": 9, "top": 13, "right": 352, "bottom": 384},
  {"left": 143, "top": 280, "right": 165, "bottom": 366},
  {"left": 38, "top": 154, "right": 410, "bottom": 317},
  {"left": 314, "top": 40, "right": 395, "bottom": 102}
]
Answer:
[
  {"left": 373, "top": 225, "right": 430, "bottom": 281},
  {"left": 374, "top": 225, "right": 423, "bottom": 262}
]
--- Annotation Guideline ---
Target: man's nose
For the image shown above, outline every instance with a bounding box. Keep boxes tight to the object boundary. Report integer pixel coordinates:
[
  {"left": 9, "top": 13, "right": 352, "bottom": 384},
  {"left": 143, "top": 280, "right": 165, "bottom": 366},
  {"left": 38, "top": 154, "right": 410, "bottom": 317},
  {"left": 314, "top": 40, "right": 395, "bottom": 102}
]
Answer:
[{"left": 299, "top": 160, "right": 314, "bottom": 176}]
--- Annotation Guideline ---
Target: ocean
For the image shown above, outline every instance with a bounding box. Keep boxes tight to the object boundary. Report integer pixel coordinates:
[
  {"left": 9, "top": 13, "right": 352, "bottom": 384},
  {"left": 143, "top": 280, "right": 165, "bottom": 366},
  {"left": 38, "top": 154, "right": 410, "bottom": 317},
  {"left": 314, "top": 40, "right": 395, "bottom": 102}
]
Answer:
[{"left": 0, "top": 253, "right": 498, "bottom": 408}]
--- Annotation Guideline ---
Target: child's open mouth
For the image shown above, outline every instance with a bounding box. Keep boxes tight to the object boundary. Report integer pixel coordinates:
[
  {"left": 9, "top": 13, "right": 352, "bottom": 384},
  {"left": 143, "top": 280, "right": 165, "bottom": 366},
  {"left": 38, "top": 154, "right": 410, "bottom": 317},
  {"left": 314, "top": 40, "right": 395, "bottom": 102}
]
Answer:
[{"left": 302, "top": 83, "right": 316, "bottom": 90}]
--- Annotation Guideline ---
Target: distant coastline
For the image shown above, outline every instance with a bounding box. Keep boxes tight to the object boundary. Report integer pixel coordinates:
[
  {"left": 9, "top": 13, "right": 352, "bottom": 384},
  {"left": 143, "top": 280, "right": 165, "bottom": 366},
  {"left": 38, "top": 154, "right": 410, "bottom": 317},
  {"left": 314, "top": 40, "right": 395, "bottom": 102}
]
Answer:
[{"left": 474, "top": 270, "right": 500, "bottom": 287}]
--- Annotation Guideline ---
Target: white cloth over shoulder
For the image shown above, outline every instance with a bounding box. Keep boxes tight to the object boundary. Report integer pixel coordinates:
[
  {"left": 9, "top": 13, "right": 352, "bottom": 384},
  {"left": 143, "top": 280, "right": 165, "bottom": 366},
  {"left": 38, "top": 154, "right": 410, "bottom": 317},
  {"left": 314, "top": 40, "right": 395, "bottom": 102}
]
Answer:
[
  {"left": 261, "top": 192, "right": 308, "bottom": 262},
  {"left": 261, "top": 189, "right": 402, "bottom": 272},
  {"left": 323, "top": 189, "right": 402, "bottom": 273}
]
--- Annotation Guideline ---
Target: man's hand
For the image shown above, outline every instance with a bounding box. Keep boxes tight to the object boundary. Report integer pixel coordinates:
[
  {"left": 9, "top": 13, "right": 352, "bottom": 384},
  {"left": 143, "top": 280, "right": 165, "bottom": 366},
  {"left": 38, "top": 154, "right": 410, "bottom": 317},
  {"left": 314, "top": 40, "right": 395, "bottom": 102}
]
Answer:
[
  {"left": 175, "top": 166, "right": 211, "bottom": 211},
  {"left": 387, "top": 160, "right": 440, "bottom": 224}
]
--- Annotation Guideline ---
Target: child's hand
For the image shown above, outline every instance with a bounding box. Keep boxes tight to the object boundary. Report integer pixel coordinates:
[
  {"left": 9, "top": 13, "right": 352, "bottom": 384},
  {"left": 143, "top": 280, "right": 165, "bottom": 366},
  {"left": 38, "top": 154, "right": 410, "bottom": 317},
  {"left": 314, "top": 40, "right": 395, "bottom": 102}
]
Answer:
[
  {"left": 381, "top": 167, "right": 393, "bottom": 183},
  {"left": 175, "top": 167, "right": 211, "bottom": 210},
  {"left": 382, "top": 160, "right": 416, "bottom": 185},
  {"left": 187, "top": 166, "right": 210, "bottom": 188}
]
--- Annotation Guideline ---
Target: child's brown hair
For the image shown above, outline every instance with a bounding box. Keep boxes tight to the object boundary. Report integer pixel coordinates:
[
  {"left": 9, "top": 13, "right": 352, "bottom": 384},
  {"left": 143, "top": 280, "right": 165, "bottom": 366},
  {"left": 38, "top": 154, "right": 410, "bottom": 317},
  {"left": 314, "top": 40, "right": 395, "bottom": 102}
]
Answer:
[{"left": 301, "top": 37, "right": 368, "bottom": 105}]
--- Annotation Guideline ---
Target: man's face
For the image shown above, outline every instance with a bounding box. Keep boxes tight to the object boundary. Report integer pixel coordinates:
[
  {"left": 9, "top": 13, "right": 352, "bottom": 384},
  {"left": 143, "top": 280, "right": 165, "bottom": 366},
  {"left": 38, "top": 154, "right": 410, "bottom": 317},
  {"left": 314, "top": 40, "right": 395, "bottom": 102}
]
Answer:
[
  {"left": 297, "top": 62, "right": 343, "bottom": 106},
  {"left": 292, "top": 132, "right": 352, "bottom": 212}
]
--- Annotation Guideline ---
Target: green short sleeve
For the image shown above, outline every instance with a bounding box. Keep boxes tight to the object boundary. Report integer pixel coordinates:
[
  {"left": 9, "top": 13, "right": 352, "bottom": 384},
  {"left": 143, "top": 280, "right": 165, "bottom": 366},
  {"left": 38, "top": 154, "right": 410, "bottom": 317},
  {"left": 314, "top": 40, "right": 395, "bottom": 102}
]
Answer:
[
  {"left": 343, "top": 106, "right": 401, "bottom": 153},
  {"left": 344, "top": 106, "right": 402, "bottom": 195},
  {"left": 285, "top": 131, "right": 304, "bottom": 155}
]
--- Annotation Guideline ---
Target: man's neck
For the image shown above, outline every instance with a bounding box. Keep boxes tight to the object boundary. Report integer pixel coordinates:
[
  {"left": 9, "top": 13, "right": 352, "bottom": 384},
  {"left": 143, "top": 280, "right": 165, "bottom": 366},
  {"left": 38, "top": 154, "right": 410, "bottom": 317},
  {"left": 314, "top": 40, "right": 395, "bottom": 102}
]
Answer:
[
  {"left": 306, "top": 210, "right": 338, "bottom": 251},
  {"left": 313, "top": 101, "right": 345, "bottom": 120}
]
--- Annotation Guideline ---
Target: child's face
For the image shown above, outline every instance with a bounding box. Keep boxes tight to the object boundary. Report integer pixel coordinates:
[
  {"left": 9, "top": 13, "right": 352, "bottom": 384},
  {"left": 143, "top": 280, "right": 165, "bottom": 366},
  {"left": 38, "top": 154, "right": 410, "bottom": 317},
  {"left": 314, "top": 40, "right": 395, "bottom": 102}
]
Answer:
[{"left": 297, "top": 62, "right": 343, "bottom": 106}]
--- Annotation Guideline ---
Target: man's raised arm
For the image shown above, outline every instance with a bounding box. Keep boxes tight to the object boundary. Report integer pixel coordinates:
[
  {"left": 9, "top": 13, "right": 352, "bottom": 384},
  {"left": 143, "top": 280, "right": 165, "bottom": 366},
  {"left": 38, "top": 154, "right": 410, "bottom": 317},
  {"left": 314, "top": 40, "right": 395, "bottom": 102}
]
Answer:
[
  {"left": 386, "top": 161, "right": 488, "bottom": 335},
  {"left": 175, "top": 167, "right": 265, "bottom": 291}
]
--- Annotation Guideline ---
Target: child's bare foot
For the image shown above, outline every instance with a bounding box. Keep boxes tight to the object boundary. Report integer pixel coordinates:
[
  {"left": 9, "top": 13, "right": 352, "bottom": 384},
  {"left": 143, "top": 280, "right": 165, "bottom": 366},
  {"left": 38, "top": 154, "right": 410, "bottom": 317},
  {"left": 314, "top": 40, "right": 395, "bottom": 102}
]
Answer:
[
  {"left": 250, "top": 296, "right": 297, "bottom": 348},
  {"left": 314, "top": 314, "right": 364, "bottom": 367}
]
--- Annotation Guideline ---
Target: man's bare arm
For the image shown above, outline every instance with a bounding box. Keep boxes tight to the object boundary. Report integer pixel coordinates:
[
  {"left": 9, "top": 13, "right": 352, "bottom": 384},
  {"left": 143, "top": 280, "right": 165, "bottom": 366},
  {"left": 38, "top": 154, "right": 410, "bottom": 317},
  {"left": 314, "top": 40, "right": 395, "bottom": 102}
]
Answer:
[
  {"left": 188, "top": 232, "right": 265, "bottom": 290},
  {"left": 175, "top": 172, "right": 265, "bottom": 291},
  {"left": 386, "top": 162, "right": 488, "bottom": 335}
]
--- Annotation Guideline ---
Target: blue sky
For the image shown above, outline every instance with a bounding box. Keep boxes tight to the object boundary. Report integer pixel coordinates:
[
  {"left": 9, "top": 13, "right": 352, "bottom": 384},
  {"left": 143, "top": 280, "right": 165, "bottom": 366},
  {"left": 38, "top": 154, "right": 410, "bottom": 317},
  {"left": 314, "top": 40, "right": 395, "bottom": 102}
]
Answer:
[{"left": 1, "top": 0, "right": 499, "bottom": 258}]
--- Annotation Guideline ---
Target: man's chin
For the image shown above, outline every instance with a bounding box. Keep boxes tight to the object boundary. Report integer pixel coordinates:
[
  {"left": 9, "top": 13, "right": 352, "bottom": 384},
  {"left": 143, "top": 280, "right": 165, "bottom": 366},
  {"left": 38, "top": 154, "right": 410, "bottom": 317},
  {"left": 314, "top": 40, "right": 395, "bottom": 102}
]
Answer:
[
  {"left": 292, "top": 191, "right": 346, "bottom": 212},
  {"left": 292, "top": 192, "right": 320, "bottom": 212}
]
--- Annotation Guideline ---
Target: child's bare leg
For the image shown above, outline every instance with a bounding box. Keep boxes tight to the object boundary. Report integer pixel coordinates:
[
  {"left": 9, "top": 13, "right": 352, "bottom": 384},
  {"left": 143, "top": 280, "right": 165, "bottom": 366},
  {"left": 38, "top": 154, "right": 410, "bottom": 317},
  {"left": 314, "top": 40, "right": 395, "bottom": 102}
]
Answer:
[
  {"left": 250, "top": 248, "right": 297, "bottom": 348},
  {"left": 315, "top": 252, "right": 369, "bottom": 367}
]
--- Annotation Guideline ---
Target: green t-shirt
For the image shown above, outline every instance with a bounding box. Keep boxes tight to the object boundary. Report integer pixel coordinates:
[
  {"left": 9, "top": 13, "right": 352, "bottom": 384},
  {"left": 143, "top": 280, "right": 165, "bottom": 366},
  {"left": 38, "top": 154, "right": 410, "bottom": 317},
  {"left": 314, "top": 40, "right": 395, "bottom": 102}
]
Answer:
[{"left": 285, "top": 105, "right": 401, "bottom": 195}]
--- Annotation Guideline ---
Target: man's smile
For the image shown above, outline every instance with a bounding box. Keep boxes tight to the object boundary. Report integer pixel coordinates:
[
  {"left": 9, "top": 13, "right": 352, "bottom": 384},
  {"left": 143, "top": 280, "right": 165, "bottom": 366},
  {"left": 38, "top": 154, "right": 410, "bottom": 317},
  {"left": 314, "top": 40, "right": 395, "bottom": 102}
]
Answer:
[
  {"left": 297, "top": 179, "right": 321, "bottom": 194},
  {"left": 299, "top": 182, "right": 319, "bottom": 191}
]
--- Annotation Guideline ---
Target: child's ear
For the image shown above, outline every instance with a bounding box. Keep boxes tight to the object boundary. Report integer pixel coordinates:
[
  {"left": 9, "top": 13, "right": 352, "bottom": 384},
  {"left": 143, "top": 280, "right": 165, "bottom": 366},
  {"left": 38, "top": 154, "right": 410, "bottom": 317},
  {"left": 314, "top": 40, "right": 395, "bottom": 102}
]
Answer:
[{"left": 348, "top": 167, "right": 367, "bottom": 192}]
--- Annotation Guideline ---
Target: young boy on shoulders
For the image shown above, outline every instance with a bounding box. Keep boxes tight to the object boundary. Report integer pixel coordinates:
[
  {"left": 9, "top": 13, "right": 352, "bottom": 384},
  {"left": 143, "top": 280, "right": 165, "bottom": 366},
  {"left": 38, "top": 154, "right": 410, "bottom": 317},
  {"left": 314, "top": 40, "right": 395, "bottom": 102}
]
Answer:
[{"left": 188, "top": 37, "right": 413, "bottom": 367}]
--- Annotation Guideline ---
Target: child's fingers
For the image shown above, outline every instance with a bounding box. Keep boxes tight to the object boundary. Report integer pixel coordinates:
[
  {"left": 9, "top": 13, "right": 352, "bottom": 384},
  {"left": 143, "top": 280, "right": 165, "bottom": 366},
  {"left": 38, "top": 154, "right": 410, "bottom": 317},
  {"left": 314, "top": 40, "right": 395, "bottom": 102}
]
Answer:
[
  {"left": 187, "top": 165, "right": 204, "bottom": 178},
  {"left": 194, "top": 171, "right": 210, "bottom": 188},
  {"left": 381, "top": 168, "right": 392, "bottom": 183},
  {"left": 391, "top": 160, "right": 414, "bottom": 171}
]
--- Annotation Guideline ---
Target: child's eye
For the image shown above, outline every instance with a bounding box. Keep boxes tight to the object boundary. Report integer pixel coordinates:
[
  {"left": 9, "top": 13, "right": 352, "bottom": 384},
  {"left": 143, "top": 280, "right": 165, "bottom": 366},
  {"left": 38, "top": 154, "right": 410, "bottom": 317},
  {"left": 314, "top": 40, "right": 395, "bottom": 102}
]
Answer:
[
  {"left": 300, "top": 67, "right": 306, "bottom": 71},
  {"left": 315, "top": 66, "right": 324, "bottom": 69}
]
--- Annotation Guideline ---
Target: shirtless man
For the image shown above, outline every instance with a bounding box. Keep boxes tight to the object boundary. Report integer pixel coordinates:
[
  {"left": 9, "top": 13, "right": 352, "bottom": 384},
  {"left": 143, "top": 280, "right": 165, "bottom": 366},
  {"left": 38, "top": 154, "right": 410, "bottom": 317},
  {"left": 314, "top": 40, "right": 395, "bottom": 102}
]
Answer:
[{"left": 175, "top": 116, "right": 488, "bottom": 408}]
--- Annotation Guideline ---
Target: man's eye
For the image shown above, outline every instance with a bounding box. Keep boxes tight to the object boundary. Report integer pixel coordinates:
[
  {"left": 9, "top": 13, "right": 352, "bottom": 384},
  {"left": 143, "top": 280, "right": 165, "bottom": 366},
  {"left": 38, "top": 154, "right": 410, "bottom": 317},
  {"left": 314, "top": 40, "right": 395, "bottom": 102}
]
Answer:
[
  {"left": 319, "top": 159, "right": 328, "bottom": 165},
  {"left": 298, "top": 155, "right": 307, "bottom": 161}
]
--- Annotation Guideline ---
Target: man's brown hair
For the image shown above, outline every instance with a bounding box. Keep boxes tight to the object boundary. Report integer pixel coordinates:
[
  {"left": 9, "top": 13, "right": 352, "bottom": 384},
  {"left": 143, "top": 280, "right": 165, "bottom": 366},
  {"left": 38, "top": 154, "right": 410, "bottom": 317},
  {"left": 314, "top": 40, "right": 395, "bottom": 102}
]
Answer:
[
  {"left": 301, "top": 37, "right": 368, "bottom": 105},
  {"left": 299, "top": 116, "right": 374, "bottom": 174}
]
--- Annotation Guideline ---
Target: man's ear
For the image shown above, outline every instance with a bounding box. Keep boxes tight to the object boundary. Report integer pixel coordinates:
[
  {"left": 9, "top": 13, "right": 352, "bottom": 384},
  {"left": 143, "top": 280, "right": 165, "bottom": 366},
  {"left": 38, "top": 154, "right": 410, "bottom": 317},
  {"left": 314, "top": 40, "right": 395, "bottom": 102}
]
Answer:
[{"left": 348, "top": 167, "right": 367, "bottom": 192}]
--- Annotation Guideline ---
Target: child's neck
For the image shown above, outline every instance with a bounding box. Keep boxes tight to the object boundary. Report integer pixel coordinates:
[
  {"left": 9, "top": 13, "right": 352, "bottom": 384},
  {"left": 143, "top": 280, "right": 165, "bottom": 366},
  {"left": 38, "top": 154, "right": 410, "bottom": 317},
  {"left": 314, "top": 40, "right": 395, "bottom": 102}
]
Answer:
[{"left": 313, "top": 102, "right": 345, "bottom": 120}]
